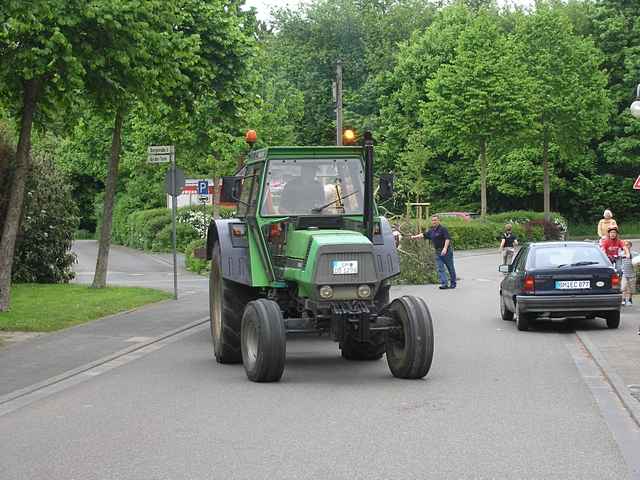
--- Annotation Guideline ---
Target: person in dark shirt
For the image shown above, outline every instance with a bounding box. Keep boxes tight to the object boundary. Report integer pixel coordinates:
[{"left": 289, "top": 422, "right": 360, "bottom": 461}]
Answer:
[
  {"left": 499, "top": 223, "right": 519, "bottom": 266},
  {"left": 279, "top": 163, "right": 326, "bottom": 214},
  {"left": 411, "top": 214, "right": 457, "bottom": 289}
]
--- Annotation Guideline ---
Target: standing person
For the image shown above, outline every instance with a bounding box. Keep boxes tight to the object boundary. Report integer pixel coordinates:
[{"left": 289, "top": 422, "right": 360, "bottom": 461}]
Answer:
[
  {"left": 597, "top": 209, "right": 618, "bottom": 241},
  {"left": 621, "top": 241, "right": 635, "bottom": 306},
  {"left": 499, "top": 223, "right": 519, "bottom": 266},
  {"left": 600, "top": 226, "right": 625, "bottom": 266},
  {"left": 410, "top": 214, "right": 457, "bottom": 289}
]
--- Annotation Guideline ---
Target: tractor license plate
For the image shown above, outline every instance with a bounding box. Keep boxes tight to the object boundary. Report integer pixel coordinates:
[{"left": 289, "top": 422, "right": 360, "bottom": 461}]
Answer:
[
  {"left": 332, "top": 260, "right": 358, "bottom": 275},
  {"left": 555, "top": 280, "right": 590, "bottom": 289}
]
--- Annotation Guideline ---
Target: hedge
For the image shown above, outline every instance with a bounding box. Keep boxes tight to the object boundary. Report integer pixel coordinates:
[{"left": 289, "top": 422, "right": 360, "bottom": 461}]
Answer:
[{"left": 112, "top": 204, "right": 236, "bottom": 254}]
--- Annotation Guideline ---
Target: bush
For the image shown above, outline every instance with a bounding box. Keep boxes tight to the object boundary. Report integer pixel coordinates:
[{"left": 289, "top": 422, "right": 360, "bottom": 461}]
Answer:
[
  {"left": 152, "top": 222, "right": 200, "bottom": 252},
  {"left": 112, "top": 204, "right": 237, "bottom": 261},
  {"left": 7, "top": 155, "right": 79, "bottom": 283},
  {"left": 185, "top": 238, "right": 209, "bottom": 274},
  {"left": 486, "top": 210, "right": 568, "bottom": 235}
]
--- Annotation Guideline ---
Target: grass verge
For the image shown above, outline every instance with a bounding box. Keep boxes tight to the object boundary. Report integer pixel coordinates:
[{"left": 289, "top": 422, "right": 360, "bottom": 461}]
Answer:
[{"left": 0, "top": 284, "right": 171, "bottom": 332}]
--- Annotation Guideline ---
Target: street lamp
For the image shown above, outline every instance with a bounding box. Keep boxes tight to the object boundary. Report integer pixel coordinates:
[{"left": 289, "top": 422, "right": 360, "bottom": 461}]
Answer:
[{"left": 630, "top": 84, "right": 640, "bottom": 119}]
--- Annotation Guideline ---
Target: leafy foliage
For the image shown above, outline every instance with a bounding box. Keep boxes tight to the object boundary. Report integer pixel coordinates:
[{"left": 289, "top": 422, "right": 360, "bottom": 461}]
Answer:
[{"left": 11, "top": 153, "right": 79, "bottom": 283}]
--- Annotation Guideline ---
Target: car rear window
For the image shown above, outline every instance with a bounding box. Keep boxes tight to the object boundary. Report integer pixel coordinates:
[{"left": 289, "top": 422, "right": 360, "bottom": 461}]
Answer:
[{"left": 527, "top": 245, "right": 609, "bottom": 270}]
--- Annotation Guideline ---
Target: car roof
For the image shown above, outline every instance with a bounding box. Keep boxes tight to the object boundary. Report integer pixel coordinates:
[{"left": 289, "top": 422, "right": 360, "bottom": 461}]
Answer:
[{"left": 527, "top": 241, "right": 598, "bottom": 248}]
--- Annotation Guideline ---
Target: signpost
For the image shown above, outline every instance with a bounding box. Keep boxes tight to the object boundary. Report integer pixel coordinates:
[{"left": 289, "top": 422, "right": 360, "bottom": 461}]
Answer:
[
  {"left": 148, "top": 145, "right": 179, "bottom": 300},
  {"left": 634, "top": 175, "right": 640, "bottom": 190}
]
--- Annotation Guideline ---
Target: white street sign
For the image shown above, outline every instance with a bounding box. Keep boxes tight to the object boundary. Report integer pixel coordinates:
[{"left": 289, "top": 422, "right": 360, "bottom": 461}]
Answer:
[
  {"left": 147, "top": 154, "right": 172, "bottom": 164},
  {"left": 148, "top": 145, "right": 174, "bottom": 155}
]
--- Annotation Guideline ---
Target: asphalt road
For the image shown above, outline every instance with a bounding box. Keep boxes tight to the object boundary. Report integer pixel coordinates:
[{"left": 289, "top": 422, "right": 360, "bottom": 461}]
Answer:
[
  {"left": 1, "top": 246, "right": 637, "bottom": 479},
  {"left": 72, "top": 240, "right": 208, "bottom": 294}
]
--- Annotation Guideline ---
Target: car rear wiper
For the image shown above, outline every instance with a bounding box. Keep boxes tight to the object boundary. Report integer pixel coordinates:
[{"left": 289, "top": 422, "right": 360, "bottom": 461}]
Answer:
[{"left": 556, "top": 261, "right": 600, "bottom": 268}]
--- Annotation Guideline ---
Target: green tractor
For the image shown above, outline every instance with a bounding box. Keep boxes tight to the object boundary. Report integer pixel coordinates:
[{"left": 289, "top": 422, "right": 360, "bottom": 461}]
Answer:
[{"left": 206, "top": 132, "right": 434, "bottom": 382}]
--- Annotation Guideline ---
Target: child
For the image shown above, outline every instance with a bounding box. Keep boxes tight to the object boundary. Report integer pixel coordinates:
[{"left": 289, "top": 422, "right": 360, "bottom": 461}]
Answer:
[
  {"left": 600, "top": 226, "right": 625, "bottom": 266},
  {"left": 621, "top": 240, "right": 635, "bottom": 306}
]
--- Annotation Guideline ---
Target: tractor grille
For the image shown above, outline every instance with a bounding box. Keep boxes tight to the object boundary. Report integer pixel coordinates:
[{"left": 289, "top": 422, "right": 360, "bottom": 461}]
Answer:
[{"left": 315, "top": 251, "right": 378, "bottom": 284}]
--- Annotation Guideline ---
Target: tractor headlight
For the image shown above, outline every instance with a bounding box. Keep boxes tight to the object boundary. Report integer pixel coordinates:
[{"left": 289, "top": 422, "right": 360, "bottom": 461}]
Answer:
[
  {"left": 319, "top": 285, "right": 334, "bottom": 299},
  {"left": 357, "top": 284, "right": 371, "bottom": 299}
]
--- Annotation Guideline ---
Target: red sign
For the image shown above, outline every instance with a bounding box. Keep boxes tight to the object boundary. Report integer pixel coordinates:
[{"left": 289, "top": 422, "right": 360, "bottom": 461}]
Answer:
[{"left": 634, "top": 175, "right": 640, "bottom": 190}]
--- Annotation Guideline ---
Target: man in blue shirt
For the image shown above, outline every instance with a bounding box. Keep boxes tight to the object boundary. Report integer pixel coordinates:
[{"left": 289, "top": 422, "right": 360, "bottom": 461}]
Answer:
[{"left": 411, "top": 215, "right": 457, "bottom": 289}]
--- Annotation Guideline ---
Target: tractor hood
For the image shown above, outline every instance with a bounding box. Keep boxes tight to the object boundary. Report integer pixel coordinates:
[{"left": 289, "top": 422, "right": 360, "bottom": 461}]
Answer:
[
  {"left": 286, "top": 229, "right": 371, "bottom": 260},
  {"left": 283, "top": 229, "right": 380, "bottom": 299}
]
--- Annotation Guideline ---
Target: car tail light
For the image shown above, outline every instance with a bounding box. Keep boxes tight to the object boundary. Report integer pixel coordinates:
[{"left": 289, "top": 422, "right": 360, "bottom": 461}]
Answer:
[
  {"left": 611, "top": 273, "right": 620, "bottom": 289},
  {"left": 523, "top": 275, "right": 535, "bottom": 293}
]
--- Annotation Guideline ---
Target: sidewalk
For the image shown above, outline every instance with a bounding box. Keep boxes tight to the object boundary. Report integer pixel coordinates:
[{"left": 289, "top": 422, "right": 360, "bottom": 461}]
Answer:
[{"left": 0, "top": 293, "right": 209, "bottom": 397}]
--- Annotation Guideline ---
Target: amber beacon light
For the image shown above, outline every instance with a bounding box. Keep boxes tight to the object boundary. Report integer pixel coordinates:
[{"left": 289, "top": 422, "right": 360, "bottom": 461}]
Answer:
[
  {"left": 342, "top": 129, "right": 356, "bottom": 144},
  {"left": 245, "top": 129, "right": 258, "bottom": 145}
]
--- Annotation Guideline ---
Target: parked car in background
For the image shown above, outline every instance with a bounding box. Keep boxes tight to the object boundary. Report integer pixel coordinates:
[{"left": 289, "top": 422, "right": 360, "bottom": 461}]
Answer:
[
  {"left": 499, "top": 241, "right": 622, "bottom": 331},
  {"left": 435, "top": 211, "right": 480, "bottom": 221}
]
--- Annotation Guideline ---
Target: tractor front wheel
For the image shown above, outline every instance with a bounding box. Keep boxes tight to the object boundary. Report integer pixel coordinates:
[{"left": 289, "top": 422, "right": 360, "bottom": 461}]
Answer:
[
  {"left": 385, "top": 296, "right": 434, "bottom": 379},
  {"left": 241, "top": 299, "right": 286, "bottom": 382}
]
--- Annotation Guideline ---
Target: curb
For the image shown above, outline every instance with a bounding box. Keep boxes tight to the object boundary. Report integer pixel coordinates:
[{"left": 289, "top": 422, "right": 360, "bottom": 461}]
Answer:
[
  {"left": 0, "top": 295, "right": 176, "bottom": 354},
  {"left": 0, "top": 317, "right": 209, "bottom": 408},
  {"left": 575, "top": 330, "right": 640, "bottom": 428}
]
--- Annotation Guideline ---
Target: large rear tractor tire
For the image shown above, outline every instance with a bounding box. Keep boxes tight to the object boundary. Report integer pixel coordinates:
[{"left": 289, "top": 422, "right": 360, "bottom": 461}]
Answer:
[
  {"left": 241, "top": 299, "right": 286, "bottom": 382},
  {"left": 340, "top": 335, "right": 385, "bottom": 361},
  {"left": 374, "top": 284, "right": 391, "bottom": 311},
  {"left": 210, "top": 242, "right": 255, "bottom": 364},
  {"left": 385, "top": 296, "right": 434, "bottom": 379}
]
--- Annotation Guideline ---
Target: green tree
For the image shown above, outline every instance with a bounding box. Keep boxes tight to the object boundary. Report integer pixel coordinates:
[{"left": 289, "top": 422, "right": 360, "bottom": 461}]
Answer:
[
  {"left": 376, "top": 2, "right": 473, "bottom": 189},
  {"left": 82, "top": 0, "right": 255, "bottom": 288},
  {"left": 588, "top": 0, "right": 640, "bottom": 219},
  {"left": 512, "top": 3, "right": 611, "bottom": 220},
  {"left": 0, "top": 1, "right": 87, "bottom": 311},
  {"left": 422, "top": 10, "right": 532, "bottom": 217}
]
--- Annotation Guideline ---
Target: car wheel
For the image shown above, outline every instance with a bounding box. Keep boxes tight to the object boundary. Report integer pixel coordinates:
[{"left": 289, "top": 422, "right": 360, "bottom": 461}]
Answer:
[
  {"left": 500, "top": 294, "right": 514, "bottom": 321},
  {"left": 241, "top": 299, "right": 286, "bottom": 382},
  {"left": 605, "top": 310, "right": 620, "bottom": 329},
  {"left": 515, "top": 302, "right": 531, "bottom": 331}
]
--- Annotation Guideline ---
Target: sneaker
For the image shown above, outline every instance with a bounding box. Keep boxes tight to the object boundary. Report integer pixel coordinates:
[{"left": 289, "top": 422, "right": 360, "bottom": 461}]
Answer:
[
  {"left": 450, "top": 284, "right": 457, "bottom": 289},
  {"left": 438, "top": 285, "right": 450, "bottom": 290}
]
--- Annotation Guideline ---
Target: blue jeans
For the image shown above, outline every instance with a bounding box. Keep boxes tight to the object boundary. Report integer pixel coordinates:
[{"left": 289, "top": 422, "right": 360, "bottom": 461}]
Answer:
[{"left": 435, "top": 249, "right": 457, "bottom": 287}]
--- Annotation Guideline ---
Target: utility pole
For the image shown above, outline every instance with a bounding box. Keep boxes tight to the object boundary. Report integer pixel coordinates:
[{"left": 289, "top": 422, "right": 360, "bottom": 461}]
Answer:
[{"left": 335, "top": 60, "right": 343, "bottom": 146}]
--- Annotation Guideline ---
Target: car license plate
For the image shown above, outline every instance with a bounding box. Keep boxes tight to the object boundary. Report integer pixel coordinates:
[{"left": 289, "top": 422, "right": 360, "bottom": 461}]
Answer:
[
  {"left": 555, "top": 280, "right": 590, "bottom": 289},
  {"left": 332, "top": 260, "right": 358, "bottom": 275}
]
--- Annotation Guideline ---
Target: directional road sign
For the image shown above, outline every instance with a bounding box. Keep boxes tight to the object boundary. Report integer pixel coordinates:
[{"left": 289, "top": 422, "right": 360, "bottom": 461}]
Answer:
[
  {"left": 148, "top": 145, "right": 174, "bottom": 164},
  {"left": 148, "top": 154, "right": 172, "bottom": 164},
  {"left": 148, "top": 145, "right": 174, "bottom": 155},
  {"left": 634, "top": 175, "right": 640, "bottom": 190},
  {"left": 197, "top": 180, "right": 209, "bottom": 195}
]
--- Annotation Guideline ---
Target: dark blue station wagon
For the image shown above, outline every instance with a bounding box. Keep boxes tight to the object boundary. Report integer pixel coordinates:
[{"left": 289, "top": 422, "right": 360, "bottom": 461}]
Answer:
[{"left": 499, "top": 242, "right": 622, "bottom": 331}]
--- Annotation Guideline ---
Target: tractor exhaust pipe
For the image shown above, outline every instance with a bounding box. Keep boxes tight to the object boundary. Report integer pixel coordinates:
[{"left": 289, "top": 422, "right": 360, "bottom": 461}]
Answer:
[{"left": 363, "top": 131, "right": 374, "bottom": 241}]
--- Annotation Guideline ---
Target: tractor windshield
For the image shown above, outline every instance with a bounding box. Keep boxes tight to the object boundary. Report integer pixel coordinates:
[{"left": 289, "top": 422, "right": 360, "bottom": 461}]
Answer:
[{"left": 261, "top": 158, "right": 365, "bottom": 216}]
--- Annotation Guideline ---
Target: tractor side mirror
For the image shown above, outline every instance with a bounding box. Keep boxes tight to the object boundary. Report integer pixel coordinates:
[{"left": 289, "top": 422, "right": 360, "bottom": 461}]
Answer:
[
  {"left": 379, "top": 174, "right": 394, "bottom": 200},
  {"left": 221, "top": 176, "right": 242, "bottom": 202}
]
